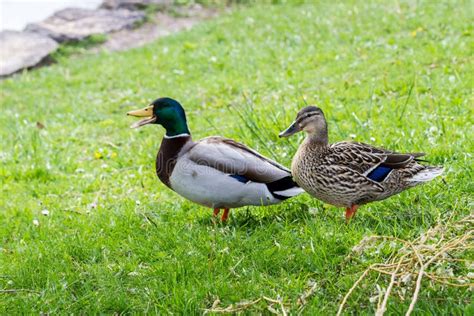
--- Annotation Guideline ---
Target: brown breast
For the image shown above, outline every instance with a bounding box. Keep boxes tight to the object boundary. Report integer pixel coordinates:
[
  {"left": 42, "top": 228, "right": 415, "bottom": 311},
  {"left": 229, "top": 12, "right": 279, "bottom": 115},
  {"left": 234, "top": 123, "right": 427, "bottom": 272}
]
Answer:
[{"left": 156, "top": 136, "right": 192, "bottom": 188}]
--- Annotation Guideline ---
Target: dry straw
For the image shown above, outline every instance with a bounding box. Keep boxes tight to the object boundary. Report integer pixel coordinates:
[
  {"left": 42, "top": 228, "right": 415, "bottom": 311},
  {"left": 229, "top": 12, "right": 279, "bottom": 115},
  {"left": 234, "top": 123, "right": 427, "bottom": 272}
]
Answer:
[
  {"left": 337, "top": 214, "right": 473, "bottom": 316},
  {"left": 204, "top": 214, "right": 472, "bottom": 314},
  {"left": 203, "top": 280, "right": 318, "bottom": 315}
]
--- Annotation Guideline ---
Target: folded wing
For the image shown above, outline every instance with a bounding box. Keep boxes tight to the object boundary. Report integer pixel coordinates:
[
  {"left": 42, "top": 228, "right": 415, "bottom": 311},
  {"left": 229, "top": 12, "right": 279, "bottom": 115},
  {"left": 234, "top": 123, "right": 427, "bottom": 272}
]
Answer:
[
  {"left": 187, "top": 136, "right": 291, "bottom": 183},
  {"left": 329, "top": 141, "right": 425, "bottom": 183}
]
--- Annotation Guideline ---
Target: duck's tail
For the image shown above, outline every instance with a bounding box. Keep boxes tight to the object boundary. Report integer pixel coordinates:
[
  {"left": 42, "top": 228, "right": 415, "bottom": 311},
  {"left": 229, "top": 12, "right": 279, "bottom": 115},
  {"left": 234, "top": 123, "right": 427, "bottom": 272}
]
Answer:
[
  {"left": 266, "top": 176, "right": 305, "bottom": 200},
  {"left": 409, "top": 166, "right": 444, "bottom": 182}
]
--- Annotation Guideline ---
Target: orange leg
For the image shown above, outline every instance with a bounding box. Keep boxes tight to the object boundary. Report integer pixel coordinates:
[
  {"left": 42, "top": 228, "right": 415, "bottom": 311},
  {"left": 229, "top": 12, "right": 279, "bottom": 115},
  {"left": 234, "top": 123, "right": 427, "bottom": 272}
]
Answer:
[
  {"left": 221, "top": 208, "right": 230, "bottom": 222},
  {"left": 213, "top": 208, "right": 220, "bottom": 217},
  {"left": 345, "top": 205, "right": 359, "bottom": 223}
]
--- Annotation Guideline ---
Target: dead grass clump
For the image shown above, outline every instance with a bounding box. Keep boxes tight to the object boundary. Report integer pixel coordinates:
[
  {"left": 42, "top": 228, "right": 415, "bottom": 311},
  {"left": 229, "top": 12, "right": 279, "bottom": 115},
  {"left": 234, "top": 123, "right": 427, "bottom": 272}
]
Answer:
[
  {"left": 337, "top": 214, "right": 473, "bottom": 316},
  {"left": 203, "top": 280, "right": 318, "bottom": 315},
  {"left": 203, "top": 215, "right": 472, "bottom": 315}
]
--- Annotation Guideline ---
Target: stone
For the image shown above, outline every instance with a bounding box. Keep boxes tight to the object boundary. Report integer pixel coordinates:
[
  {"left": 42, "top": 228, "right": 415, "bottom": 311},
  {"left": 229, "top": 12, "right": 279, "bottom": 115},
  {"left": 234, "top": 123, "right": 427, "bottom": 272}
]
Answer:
[
  {"left": 25, "top": 8, "right": 146, "bottom": 42},
  {"left": 0, "top": 30, "right": 58, "bottom": 76},
  {"left": 91, "top": 5, "right": 218, "bottom": 52},
  {"left": 101, "top": 0, "right": 172, "bottom": 10}
]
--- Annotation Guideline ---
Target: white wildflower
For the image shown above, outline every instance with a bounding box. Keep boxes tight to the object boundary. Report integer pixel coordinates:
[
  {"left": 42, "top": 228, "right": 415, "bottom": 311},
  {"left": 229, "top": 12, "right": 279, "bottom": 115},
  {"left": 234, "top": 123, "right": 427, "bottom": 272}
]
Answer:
[{"left": 369, "top": 295, "right": 379, "bottom": 303}]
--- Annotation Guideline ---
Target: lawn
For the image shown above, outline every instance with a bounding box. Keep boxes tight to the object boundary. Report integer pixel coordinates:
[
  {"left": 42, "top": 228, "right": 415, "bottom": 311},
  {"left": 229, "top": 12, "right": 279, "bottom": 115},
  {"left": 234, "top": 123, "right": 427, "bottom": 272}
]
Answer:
[{"left": 0, "top": 1, "right": 472, "bottom": 314}]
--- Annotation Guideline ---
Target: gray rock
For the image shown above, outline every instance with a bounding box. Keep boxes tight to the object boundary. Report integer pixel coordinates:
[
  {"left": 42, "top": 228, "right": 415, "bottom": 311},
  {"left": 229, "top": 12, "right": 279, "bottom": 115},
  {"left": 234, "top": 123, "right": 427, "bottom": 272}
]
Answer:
[
  {"left": 25, "top": 8, "right": 146, "bottom": 42},
  {"left": 101, "top": 0, "right": 172, "bottom": 10},
  {"left": 0, "top": 30, "right": 58, "bottom": 77}
]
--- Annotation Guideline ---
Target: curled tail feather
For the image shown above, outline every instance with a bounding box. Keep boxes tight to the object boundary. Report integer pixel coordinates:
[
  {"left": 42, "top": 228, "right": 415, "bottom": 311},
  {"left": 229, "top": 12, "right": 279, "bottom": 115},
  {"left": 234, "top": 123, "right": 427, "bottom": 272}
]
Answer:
[{"left": 266, "top": 176, "right": 304, "bottom": 200}]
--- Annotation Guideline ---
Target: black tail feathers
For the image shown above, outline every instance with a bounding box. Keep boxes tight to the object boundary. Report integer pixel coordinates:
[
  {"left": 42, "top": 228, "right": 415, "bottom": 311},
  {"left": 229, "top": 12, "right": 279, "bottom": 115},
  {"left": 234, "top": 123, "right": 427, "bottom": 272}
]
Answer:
[{"left": 266, "top": 176, "right": 301, "bottom": 200}]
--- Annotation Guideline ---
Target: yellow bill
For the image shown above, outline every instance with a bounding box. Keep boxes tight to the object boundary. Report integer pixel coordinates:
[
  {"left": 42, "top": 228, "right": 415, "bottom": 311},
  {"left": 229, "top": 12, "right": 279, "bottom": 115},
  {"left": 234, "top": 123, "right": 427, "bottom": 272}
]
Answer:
[{"left": 127, "top": 105, "right": 157, "bottom": 128}]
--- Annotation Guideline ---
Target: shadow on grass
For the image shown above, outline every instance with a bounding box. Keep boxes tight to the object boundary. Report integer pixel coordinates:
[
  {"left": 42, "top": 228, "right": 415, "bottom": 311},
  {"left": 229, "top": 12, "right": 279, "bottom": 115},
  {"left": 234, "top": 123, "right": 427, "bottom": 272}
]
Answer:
[
  {"left": 194, "top": 202, "right": 342, "bottom": 231},
  {"left": 142, "top": 195, "right": 442, "bottom": 239}
]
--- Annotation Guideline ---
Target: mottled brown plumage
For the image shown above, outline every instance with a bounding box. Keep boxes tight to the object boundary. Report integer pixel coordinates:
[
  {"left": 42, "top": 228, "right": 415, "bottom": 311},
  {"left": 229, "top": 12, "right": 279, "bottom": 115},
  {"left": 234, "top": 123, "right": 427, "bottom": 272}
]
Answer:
[{"left": 280, "top": 106, "right": 443, "bottom": 221}]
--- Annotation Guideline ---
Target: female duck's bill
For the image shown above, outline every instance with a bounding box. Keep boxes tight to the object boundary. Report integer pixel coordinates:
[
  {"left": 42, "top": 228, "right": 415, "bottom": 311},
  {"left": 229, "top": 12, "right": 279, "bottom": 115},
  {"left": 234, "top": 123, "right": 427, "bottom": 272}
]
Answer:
[
  {"left": 279, "top": 120, "right": 301, "bottom": 138},
  {"left": 279, "top": 106, "right": 325, "bottom": 138},
  {"left": 127, "top": 105, "right": 157, "bottom": 128}
]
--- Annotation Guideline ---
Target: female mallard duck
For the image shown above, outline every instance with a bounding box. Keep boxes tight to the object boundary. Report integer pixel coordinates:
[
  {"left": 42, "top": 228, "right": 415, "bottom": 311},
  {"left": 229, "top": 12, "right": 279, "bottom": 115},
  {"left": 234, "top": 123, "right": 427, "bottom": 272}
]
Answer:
[
  {"left": 279, "top": 106, "right": 443, "bottom": 222},
  {"left": 127, "top": 97, "right": 303, "bottom": 221}
]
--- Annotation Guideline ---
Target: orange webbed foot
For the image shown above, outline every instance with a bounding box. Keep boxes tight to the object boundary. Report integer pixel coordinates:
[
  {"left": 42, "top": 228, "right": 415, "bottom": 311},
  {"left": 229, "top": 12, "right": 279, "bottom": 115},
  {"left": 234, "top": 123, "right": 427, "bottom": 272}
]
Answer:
[
  {"left": 345, "top": 205, "right": 359, "bottom": 223},
  {"left": 221, "top": 208, "right": 230, "bottom": 222}
]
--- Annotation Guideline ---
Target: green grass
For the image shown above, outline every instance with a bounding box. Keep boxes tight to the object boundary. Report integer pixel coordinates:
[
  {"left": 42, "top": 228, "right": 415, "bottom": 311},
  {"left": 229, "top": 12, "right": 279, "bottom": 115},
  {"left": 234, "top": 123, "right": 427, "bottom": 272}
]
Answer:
[
  {"left": 1, "top": 1, "right": 473, "bottom": 314},
  {"left": 50, "top": 34, "right": 109, "bottom": 60}
]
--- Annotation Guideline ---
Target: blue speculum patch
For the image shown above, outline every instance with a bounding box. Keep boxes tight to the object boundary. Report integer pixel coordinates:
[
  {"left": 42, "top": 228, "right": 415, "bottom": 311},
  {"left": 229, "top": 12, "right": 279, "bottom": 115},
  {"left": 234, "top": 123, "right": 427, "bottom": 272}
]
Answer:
[
  {"left": 229, "top": 174, "right": 249, "bottom": 183},
  {"left": 367, "top": 165, "right": 392, "bottom": 182}
]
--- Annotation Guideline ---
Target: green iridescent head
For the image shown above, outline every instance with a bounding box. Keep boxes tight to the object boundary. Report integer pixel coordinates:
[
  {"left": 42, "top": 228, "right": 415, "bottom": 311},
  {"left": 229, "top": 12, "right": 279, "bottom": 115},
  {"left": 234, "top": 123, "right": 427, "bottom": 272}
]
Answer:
[{"left": 127, "top": 97, "right": 190, "bottom": 137}]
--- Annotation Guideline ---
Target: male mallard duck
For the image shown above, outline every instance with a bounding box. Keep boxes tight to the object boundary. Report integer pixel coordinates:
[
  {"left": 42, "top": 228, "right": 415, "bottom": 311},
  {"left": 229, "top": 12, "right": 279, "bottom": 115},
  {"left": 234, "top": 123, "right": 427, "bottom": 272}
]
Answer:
[
  {"left": 279, "top": 106, "right": 443, "bottom": 222},
  {"left": 127, "top": 97, "right": 303, "bottom": 221}
]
